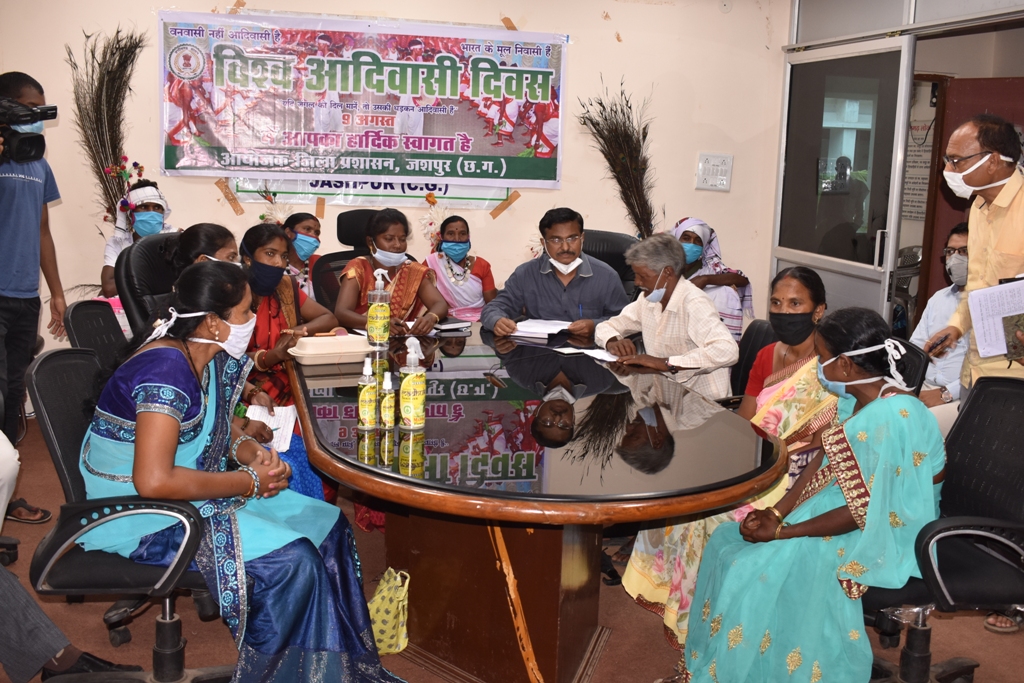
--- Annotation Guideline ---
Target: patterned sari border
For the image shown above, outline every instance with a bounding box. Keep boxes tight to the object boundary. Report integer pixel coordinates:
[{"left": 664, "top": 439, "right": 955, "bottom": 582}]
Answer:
[{"left": 822, "top": 423, "right": 871, "bottom": 531}]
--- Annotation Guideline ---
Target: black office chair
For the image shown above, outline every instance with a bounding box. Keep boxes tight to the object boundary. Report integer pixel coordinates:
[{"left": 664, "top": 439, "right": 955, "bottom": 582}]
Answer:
[
  {"left": 892, "top": 337, "right": 929, "bottom": 396},
  {"left": 64, "top": 300, "right": 128, "bottom": 371},
  {"left": 716, "top": 319, "right": 778, "bottom": 409},
  {"left": 26, "top": 349, "right": 232, "bottom": 682},
  {"left": 115, "top": 233, "right": 179, "bottom": 338},
  {"left": 581, "top": 229, "right": 639, "bottom": 297},
  {"left": 865, "top": 376, "right": 1024, "bottom": 683},
  {"left": 336, "top": 208, "right": 377, "bottom": 258}
]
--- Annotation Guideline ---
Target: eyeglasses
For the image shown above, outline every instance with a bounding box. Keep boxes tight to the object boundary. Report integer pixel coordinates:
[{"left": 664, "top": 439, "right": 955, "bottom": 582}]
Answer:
[
  {"left": 537, "top": 417, "right": 571, "bottom": 430},
  {"left": 543, "top": 235, "right": 582, "bottom": 246},
  {"left": 942, "top": 247, "right": 968, "bottom": 258},
  {"left": 942, "top": 151, "right": 988, "bottom": 171}
]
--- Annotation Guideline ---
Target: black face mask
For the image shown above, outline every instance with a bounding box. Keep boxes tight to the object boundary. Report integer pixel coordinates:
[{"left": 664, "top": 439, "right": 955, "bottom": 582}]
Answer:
[
  {"left": 769, "top": 312, "right": 817, "bottom": 346},
  {"left": 247, "top": 259, "right": 286, "bottom": 297}
]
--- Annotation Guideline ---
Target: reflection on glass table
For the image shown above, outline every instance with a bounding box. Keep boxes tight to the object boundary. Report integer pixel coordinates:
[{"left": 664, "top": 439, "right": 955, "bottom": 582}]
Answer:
[{"left": 297, "top": 328, "right": 774, "bottom": 502}]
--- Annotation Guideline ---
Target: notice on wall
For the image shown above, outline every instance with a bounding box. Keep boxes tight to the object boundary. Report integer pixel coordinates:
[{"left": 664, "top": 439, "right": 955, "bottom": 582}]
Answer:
[
  {"left": 159, "top": 11, "right": 566, "bottom": 188},
  {"left": 901, "top": 120, "right": 934, "bottom": 221}
]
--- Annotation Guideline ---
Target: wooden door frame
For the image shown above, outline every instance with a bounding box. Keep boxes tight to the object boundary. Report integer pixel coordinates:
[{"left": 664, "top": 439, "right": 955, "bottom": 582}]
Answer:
[{"left": 914, "top": 73, "right": 951, "bottom": 328}]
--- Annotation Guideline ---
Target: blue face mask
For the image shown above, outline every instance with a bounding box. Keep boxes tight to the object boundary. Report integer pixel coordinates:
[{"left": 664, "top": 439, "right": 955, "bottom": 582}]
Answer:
[
  {"left": 11, "top": 121, "right": 44, "bottom": 134},
  {"left": 132, "top": 211, "right": 164, "bottom": 237},
  {"left": 682, "top": 242, "right": 704, "bottom": 265},
  {"left": 292, "top": 233, "right": 320, "bottom": 261},
  {"left": 440, "top": 240, "right": 471, "bottom": 263},
  {"left": 644, "top": 270, "right": 668, "bottom": 304},
  {"left": 815, "top": 339, "right": 910, "bottom": 421}
]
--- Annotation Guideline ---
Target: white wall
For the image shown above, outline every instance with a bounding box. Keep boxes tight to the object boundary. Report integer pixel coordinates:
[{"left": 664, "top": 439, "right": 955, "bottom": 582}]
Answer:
[{"left": 1, "top": 0, "right": 791, "bottom": 352}]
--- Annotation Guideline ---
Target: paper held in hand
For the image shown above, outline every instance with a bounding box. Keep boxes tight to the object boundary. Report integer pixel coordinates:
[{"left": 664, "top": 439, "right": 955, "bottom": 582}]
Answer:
[
  {"left": 966, "top": 278, "right": 1024, "bottom": 358},
  {"left": 244, "top": 405, "right": 297, "bottom": 453}
]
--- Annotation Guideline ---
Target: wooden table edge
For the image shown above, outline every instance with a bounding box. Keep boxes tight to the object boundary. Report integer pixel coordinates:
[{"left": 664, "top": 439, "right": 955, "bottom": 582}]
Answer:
[{"left": 290, "top": 363, "right": 788, "bottom": 525}]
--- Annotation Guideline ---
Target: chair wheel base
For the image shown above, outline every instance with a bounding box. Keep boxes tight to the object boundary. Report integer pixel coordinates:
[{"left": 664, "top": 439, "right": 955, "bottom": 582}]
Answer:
[
  {"left": 108, "top": 626, "right": 132, "bottom": 647},
  {"left": 37, "top": 664, "right": 235, "bottom": 682},
  {"left": 869, "top": 656, "right": 979, "bottom": 683}
]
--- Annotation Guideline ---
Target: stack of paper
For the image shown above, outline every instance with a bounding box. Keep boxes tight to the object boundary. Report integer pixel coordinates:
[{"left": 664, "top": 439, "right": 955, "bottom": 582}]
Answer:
[
  {"left": 967, "top": 278, "right": 1024, "bottom": 358},
  {"left": 510, "top": 319, "right": 571, "bottom": 340},
  {"left": 244, "top": 405, "right": 297, "bottom": 453}
]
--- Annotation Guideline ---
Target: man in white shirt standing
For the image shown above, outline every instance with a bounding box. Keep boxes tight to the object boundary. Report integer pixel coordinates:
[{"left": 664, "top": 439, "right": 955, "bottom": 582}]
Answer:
[
  {"left": 909, "top": 222, "right": 969, "bottom": 436},
  {"left": 595, "top": 233, "right": 738, "bottom": 399}
]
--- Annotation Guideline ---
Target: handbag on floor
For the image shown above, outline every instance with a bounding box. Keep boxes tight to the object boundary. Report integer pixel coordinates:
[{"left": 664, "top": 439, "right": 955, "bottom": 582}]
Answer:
[{"left": 368, "top": 568, "right": 410, "bottom": 654}]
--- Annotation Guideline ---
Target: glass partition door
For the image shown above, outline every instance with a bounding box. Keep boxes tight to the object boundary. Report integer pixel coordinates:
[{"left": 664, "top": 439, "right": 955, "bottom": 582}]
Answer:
[{"left": 773, "top": 36, "right": 915, "bottom": 320}]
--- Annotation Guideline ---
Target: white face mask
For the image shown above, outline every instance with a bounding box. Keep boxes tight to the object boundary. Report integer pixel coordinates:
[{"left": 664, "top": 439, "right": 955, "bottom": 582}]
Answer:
[
  {"left": 549, "top": 257, "right": 582, "bottom": 275},
  {"left": 945, "top": 253, "right": 969, "bottom": 287},
  {"left": 372, "top": 246, "right": 408, "bottom": 268},
  {"left": 189, "top": 314, "right": 257, "bottom": 360},
  {"left": 943, "top": 153, "right": 1015, "bottom": 199},
  {"left": 543, "top": 385, "right": 577, "bottom": 405},
  {"left": 637, "top": 406, "right": 658, "bottom": 427}
]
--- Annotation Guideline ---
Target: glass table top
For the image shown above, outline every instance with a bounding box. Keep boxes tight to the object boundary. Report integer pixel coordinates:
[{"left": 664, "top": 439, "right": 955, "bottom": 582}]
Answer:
[{"left": 296, "top": 326, "right": 778, "bottom": 502}]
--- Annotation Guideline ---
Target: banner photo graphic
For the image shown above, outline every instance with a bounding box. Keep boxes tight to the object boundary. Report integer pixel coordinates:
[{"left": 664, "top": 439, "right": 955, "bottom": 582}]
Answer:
[
  {"left": 160, "top": 11, "right": 566, "bottom": 188},
  {"left": 231, "top": 177, "right": 510, "bottom": 209}
]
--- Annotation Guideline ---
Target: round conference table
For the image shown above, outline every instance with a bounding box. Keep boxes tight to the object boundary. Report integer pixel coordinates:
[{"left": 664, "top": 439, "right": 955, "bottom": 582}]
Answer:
[{"left": 290, "top": 327, "right": 785, "bottom": 683}]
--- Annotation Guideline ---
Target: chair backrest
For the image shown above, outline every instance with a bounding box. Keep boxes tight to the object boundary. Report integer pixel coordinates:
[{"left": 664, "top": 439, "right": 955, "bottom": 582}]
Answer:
[
  {"left": 64, "top": 300, "right": 127, "bottom": 371},
  {"left": 114, "top": 233, "right": 179, "bottom": 337},
  {"left": 894, "top": 245, "right": 923, "bottom": 291},
  {"left": 894, "top": 337, "right": 928, "bottom": 396},
  {"left": 310, "top": 250, "right": 358, "bottom": 310},
  {"left": 337, "top": 208, "right": 378, "bottom": 252},
  {"left": 941, "top": 376, "right": 1024, "bottom": 524},
  {"left": 581, "top": 230, "right": 639, "bottom": 288},
  {"left": 26, "top": 349, "right": 102, "bottom": 504},
  {"left": 730, "top": 319, "right": 778, "bottom": 396}
]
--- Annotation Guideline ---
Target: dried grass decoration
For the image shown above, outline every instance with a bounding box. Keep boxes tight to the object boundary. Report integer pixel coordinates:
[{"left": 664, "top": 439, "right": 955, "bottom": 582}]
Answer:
[
  {"left": 578, "top": 81, "right": 657, "bottom": 239},
  {"left": 65, "top": 29, "right": 148, "bottom": 230}
]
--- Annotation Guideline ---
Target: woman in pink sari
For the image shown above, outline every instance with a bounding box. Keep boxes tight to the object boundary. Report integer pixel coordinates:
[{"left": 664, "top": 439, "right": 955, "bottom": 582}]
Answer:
[{"left": 424, "top": 216, "right": 497, "bottom": 322}]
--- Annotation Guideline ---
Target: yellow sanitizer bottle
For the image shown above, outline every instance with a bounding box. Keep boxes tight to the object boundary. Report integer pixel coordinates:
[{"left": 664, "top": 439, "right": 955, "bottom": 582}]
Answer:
[
  {"left": 357, "top": 357, "right": 377, "bottom": 431},
  {"left": 399, "top": 338, "right": 426, "bottom": 430},
  {"left": 367, "top": 269, "right": 391, "bottom": 351}
]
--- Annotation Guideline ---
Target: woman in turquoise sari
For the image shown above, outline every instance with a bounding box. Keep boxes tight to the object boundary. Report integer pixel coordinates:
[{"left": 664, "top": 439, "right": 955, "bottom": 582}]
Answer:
[
  {"left": 679, "top": 307, "right": 945, "bottom": 683},
  {"left": 78, "top": 261, "right": 402, "bottom": 683}
]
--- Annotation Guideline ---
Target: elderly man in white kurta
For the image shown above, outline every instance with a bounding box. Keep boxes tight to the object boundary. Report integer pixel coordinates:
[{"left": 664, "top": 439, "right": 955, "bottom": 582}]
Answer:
[{"left": 595, "top": 233, "right": 739, "bottom": 399}]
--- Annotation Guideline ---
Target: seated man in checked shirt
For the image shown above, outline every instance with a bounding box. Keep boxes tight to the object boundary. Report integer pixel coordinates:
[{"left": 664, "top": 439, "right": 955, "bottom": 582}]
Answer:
[{"left": 595, "top": 233, "right": 739, "bottom": 399}]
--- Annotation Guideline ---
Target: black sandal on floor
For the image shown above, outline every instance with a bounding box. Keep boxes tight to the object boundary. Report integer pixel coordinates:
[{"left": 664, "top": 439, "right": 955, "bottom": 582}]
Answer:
[{"left": 4, "top": 498, "right": 52, "bottom": 524}]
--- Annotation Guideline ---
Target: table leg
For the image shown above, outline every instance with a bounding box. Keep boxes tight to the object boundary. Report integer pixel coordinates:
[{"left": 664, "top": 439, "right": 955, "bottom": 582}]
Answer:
[{"left": 385, "top": 508, "right": 607, "bottom": 683}]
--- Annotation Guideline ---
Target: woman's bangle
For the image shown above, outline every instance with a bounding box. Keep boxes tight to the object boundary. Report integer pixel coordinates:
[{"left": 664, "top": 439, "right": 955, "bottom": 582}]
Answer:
[
  {"left": 425, "top": 311, "right": 440, "bottom": 324},
  {"left": 765, "top": 506, "right": 784, "bottom": 524},
  {"left": 774, "top": 522, "right": 790, "bottom": 540},
  {"left": 231, "top": 435, "right": 259, "bottom": 464},
  {"left": 238, "top": 464, "right": 260, "bottom": 499},
  {"left": 241, "top": 416, "right": 251, "bottom": 431},
  {"left": 245, "top": 384, "right": 262, "bottom": 402},
  {"left": 254, "top": 350, "right": 269, "bottom": 372}
]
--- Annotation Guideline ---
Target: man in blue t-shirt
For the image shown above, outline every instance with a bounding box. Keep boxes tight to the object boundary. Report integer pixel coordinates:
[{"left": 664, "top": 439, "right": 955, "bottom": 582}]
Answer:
[{"left": 0, "top": 72, "right": 65, "bottom": 525}]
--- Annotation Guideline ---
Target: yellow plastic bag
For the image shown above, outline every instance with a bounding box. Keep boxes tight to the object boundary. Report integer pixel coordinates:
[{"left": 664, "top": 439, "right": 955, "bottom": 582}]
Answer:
[{"left": 368, "top": 568, "right": 409, "bottom": 654}]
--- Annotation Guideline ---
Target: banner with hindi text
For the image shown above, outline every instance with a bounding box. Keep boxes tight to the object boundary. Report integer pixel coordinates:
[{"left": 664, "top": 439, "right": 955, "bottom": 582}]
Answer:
[{"left": 160, "top": 11, "right": 566, "bottom": 189}]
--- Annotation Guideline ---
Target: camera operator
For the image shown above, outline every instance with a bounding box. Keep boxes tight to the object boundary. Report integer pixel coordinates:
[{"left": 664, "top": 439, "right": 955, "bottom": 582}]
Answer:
[{"left": 0, "top": 72, "right": 64, "bottom": 526}]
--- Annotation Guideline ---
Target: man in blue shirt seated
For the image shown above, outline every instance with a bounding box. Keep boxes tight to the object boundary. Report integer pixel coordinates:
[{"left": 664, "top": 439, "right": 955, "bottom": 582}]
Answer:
[
  {"left": 909, "top": 222, "right": 969, "bottom": 436},
  {"left": 481, "top": 207, "right": 629, "bottom": 337}
]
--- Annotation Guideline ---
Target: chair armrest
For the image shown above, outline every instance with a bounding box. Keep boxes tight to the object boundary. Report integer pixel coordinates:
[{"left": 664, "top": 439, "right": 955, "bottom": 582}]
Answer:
[
  {"left": 914, "top": 516, "right": 1024, "bottom": 611},
  {"left": 716, "top": 396, "right": 743, "bottom": 410},
  {"left": 31, "top": 496, "right": 204, "bottom": 598}
]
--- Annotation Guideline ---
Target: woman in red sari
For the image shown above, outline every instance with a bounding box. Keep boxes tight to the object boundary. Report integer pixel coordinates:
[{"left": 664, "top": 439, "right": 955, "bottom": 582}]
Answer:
[
  {"left": 241, "top": 223, "right": 338, "bottom": 500},
  {"left": 334, "top": 208, "right": 448, "bottom": 336}
]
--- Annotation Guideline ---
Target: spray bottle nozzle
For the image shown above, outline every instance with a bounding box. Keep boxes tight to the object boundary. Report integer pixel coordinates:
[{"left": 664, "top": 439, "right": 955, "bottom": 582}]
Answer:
[
  {"left": 405, "top": 337, "right": 423, "bottom": 368},
  {"left": 374, "top": 268, "right": 388, "bottom": 290},
  {"left": 383, "top": 372, "right": 393, "bottom": 391},
  {"left": 362, "top": 357, "right": 373, "bottom": 376}
]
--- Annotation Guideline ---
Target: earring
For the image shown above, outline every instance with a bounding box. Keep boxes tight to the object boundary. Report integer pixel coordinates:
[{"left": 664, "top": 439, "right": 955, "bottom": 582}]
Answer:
[{"left": 215, "top": 328, "right": 220, "bottom": 341}]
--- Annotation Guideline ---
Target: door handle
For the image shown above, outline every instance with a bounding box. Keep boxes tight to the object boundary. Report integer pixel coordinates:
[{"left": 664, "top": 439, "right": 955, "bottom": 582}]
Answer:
[{"left": 874, "top": 229, "right": 888, "bottom": 272}]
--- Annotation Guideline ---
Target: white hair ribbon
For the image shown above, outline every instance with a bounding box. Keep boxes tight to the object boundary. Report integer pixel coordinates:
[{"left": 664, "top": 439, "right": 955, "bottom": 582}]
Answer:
[
  {"left": 839, "top": 338, "right": 911, "bottom": 394},
  {"left": 143, "top": 307, "right": 210, "bottom": 345}
]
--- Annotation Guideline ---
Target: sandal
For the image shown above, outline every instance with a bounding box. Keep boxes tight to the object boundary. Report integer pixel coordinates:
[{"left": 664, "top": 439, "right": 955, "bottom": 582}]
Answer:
[
  {"left": 984, "top": 611, "right": 1023, "bottom": 634},
  {"left": 5, "top": 498, "right": 52, "bottom": 525}
]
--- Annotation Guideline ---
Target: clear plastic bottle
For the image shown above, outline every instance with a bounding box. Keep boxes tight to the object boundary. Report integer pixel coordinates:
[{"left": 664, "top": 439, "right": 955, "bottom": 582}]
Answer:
[
  {"left": 399, "top": 338, "right": 426, "bottom": 430},
  {"left": 367, "top": 269, "right": 391, "bottom": 350},
  {"left": 380, "top": 371, "right": 396, "bottom": 431},
  {"left": 356, "top": 357, "right": 378, "bottom": 430}
]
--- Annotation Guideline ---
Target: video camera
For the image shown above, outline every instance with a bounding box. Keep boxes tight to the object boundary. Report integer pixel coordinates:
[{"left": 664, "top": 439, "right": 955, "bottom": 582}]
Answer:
[{"left": 0, "top": 96, "right": 57, "bottom": 163}]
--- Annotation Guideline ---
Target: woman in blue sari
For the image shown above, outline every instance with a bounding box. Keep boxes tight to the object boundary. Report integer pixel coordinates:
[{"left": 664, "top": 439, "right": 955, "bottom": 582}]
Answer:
[
  {"left": 78, "top": 261, "right": 402, "bottom": 683},
  {"left": 678, "top": 308, "right": 945, "bottom": 683}
]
